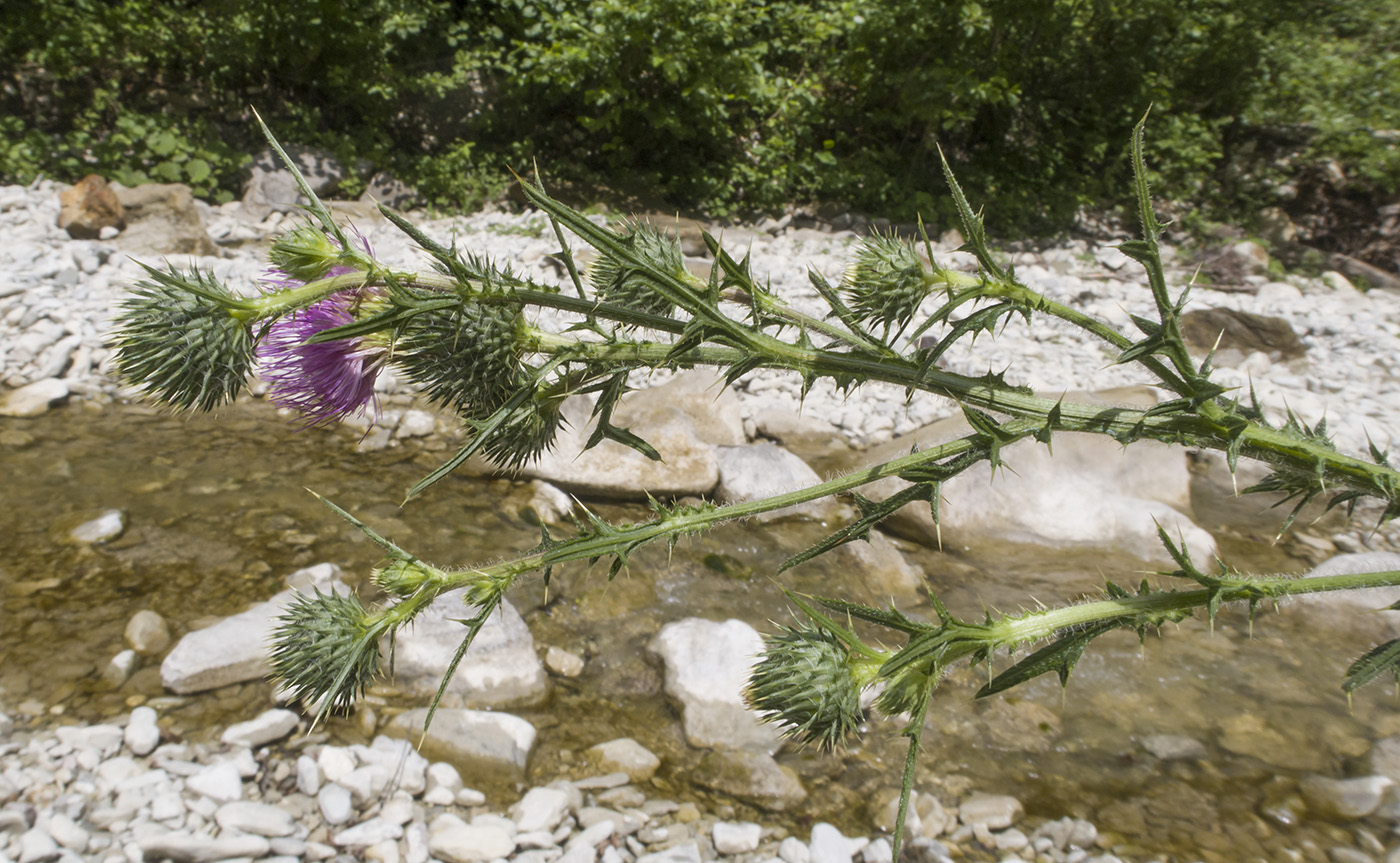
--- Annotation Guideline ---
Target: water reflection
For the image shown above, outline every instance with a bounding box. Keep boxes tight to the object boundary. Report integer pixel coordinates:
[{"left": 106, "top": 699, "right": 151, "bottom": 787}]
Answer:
[{"left": 1, "top": 401, "right": 1394, "bottom": 858}]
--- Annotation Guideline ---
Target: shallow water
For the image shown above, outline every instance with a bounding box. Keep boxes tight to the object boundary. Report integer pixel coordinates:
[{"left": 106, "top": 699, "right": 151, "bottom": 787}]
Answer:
[{"left": 1, "top": 400, "right": 1395, "bottom": 860}]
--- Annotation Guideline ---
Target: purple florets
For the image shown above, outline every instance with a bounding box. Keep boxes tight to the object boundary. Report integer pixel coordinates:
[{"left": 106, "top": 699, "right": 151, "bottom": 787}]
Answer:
[{"left": 257, "top": 281, "right": 384, "bottom": 427}]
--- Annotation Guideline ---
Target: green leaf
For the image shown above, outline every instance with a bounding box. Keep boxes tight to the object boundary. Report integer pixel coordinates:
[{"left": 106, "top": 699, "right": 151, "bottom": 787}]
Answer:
[
  {"left": 1343, "top": 639, "right": 1400, "bottom": 694},
  {"left": 185, "top": 157, "right": 211, "bottom": 184},
  {"left": 977, "top": 621, "right": 1118, "bottom": 697}
]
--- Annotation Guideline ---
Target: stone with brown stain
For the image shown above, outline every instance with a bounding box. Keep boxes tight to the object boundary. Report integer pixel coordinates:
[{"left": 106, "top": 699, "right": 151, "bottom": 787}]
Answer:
[{"left": 58, "top": 175, "right": 126, "bottom": 239}]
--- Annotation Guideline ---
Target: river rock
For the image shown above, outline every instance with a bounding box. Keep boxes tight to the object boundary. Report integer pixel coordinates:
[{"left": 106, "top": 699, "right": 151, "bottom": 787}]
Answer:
[
  {"left": 124, "top": 706, "right": 161, "bottom": 756},
  {"left": 57, "top": 174, "right": 126, "bottom": 239},
  {"left": 387, "top": 708, "right": 536, "bottom": 775},
  {"left": 1299, "top": 774, "right": 1393, "bottom": 821},
  {"left": 1285, "top": 551, "right": 1400, "bottom": 638},
  {"left": 847, "top": 388, "right": 1216, "bottom": 564},
  {"left": 713, "top": 821, "right": 761, "bottom": 854},
  {"left": 125, "top": 609, "right": 171, "bottom": 655},
  {"left": 1141, "top": 733, "right": 1207, "bottom": 761},
  {"left": 1179, "top": 307, "right": 1306, "bottom": 365},
  {"left": 714, "top": 443, "right": 842, "bottom": 523},
  {"left": 615, "top": 368, "right": 746, "bottom": 446},
  {"left": 388, "top": 592, "right": 547, "bottom": 708},
  {"left": 520, "top": 395, "right": 719, "bottom": 499},
  {"left": 215, "top": 801, "right": 297, "bottom": 837},
  {"left": 957, "top": 793, "right": 1023, "bottom": 830},
  {"left": 0, "top": 378, "right": 69, "bottom": 416},
  {"left": 221, "top": 708, "right": 300, "bottom": 747},
  {"left": 636, "top": 844, "right": 703, "bottom": 863},
  {"left": 427, "top": 813, "right": 515, "bottom": 863},
  {"left": 186, "top": 760, "right": 243, "bottom": 801},
  {"left": 691, "top": 749, "right": 807, "bottom": 811},
  {"left": 809, "top": 822, "right": 863, "bottom": 863},
  {"left": 160, "top": 564, "right": 347, "bottom": 693},
  {"left": 585, "top": 738, "right": 660, "bottom": 782},
  {"left": 648, "top": 618, "right": 783, "bottom": 753},
  {"left": 139, "top": 832, "right": 271, "bottom": 863},
  {"left": 68, "top": 508, "right": 125, "bottom": 543},
  {"left": 510, "top": 786, "right": 573, "bottom": 833}
]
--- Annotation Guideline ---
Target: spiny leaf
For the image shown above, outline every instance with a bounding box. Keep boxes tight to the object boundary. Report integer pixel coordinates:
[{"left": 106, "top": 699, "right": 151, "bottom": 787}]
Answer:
[
  {"left": 977, "top": 621, "right": 1118, "bottom": 697},
  {"left": 1343, "top": 639, "right": 1400, "bottom": 694}
]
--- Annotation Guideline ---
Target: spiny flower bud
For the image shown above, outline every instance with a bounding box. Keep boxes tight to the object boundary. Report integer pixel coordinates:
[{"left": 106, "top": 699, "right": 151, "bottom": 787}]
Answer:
[
  {"left": 393, "top": 298, "right": 527, "bottom": 418},
  {"left": 111, "top": 263, "right": 256, "bottom": 412},
  {"left": 269, "top": 588, "right": 385, "bottom": 714},
  {"left": 746, "top": 626, "right": 871, "bottom": 751},
  {"left": 467, "top": 388, "right": 564, "bottom": 470},
  {"left": 589, "top": 222, "right": 686, "bottom": 320},
  {"left": 372, "top": 557, "right": 437, "bottom": 598},
  {"left": 842, "top": 233, "right": 934, "bottom": 334},
  {"left": 268, "top": 223, "right": 344, "bottom": 283}
]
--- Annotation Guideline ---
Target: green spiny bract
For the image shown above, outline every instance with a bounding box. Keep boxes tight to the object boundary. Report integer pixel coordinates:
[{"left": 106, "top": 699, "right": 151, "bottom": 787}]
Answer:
[
  {"left": 589, "top": 222, "right": 686, "bottom": 321},
  {"left": 267, "top": 222, "right": 344, "bottom": 283},
  {"left": 745, "top": 626, "right": 872, "bottom": 751},
  {"left": 466, "top": 387, "right": 565, "bottom": 470},
  {"left": 111, "top": 264, "right": 256, "bottom": 412},
  {"left": 268, "top": 588, "right": 385, "bottom": 715},
  {"left": 842, "top": 233, "right": 935, "bottom": 335},
  {"left": 392, "top": 297, "right": 527, "bottom": 419}
]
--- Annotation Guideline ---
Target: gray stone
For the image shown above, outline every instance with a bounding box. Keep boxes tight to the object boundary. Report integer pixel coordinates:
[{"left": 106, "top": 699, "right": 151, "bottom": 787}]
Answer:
[
  {"left": 389, "top": 593, "right": 547, "bottom": 709},
  {"left": 123, "top": 706, "right": 161, "bottom": 756},
  {"left": 138, "top": 832, "right": 271, "bottom": 863},
  {"left": 242, "top": 146, "right": 345, "bottom": 221},
  {"left": 0, "top": 378, "right": 69, "bottom": 417},
  {"left": 161, "top": 566, "right": 347, "bottom": 693},
  {"left": 387, "top": 708, "right": 536, "bottom": 776},
  {"left": 1141, "top": 734, "right": 1207, "bottom": 761},
  {"left": 124, "top": 610, "right": 171, "bottom": 655},
  {"left": 1300, "top": 774, "right": 1393, "bottom": 821},
  {"left": 1368, "top": 737, "right": 1400, "bottom": 783},
  {"left": 861, "top": 838, "right": 893, "bottom": 863},
  {"left": 545, "top": 645, "right": 585, "bottom": 678},
  {"left": 779, "top": 836, "right": 811, "bottom": 863},
  {"left": 691, "top": 749, "right": 807, "bottom": 811},
  {"left": 585, "top": 738, "right": 661, "bottom": 783},
  {"left": 634, "top": 843, "right": 702, "bottom": 863},
  {"left": 713, "top": 821, "right": 761, "bottom": 854},
  {"left": 1287, "top": 552, "right": 1400, "bottom": 639},
  {"left": 215, "top": 801, "right": 297, "bottom": 837},
  {"left": 648, "top": 618, "right": 782, "bottom": 753},
  {"left": 957, "top": 793, "right": 1023, "bottom": 830},
  {"left": 221, "top": 708, "right": 300, "bottom": 747},
  {"left": 714, "top": 443, "right": 842, "bottom": 523},
  {"left": 296, "top": 754, "right": 321, "bottom": 796},
  {"left": 102, "top": 649, "right": 140, "bottom": 688},
  {"left": 111, "top": 183, "right": 218, "bottom": 257},
  {"left": 69, "top": 509, "right": 124, "bottom": 543}
]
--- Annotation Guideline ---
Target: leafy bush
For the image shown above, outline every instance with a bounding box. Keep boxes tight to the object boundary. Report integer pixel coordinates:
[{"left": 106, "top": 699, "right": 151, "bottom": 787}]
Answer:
[{"left": 3, "top": 0, "right": 1396, "bottom": 245}]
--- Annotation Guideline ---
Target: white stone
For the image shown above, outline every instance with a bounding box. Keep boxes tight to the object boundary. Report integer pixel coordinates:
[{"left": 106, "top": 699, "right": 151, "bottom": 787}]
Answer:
[
  {"left": 318, "top": 745, "right": 357, "bottom": 782},
  {"left": 714, "top": 443, "right": 841, "bottom": 523},
  {"left": 296, "top": 754, "right": 321, "bottom": 796},
  {"left": 648, "top": 618, "right": 782, "bottom": 752},
  {"left": 214, "top": 801, "right": 296, "bottom": 837},
  {"left": 545, "top": 646, "right": 585, "bottom": 677},
  {"left": 318, "top": 784, "right": 354, "bottom": 825},
  {"left": 778, "top": 836, "right": 811, "bottom": 863},
  {"left": 0, "top": 378, "right": 69, "bottom": 417},
  {"left": 44, "top": 815, "right": 88, "bottom": 852},
  {"left": 332, "top": 818, "right": 404, "bottom": 848},
  {"left": 957, "top": 793, "right": 1023, "bottom": 830},
  {"left": 585, "top": 738, "right": 660, "bottom": 782},
  {"left": 427, "top": 814, "right": 515, "bottom": 863},
  {"left": 124, "top": 610, "right": 171, "bottom": 655},
  {"left": 138, "top": 832, "right": 271, "bottom": 863},
  {"left": 635, "top": 843, "right": 702, "bottom": 863},
  {"left": 221, "top": 708, "right": 299, "bottom": 747},
  {"left": 185, "top": 761, "right": 242, "bottom": 802},
  {"left": 69, "top": 509, "right": 125, "bottom": 543},
  {"left": 387, "top": 708, "right": 536, "bottom": 774},
  {"left": 712, "top": 821, "right": 761, "bottom": 854},
  {"left": 809, "top": 823, "right": 858, "bottom": 863},
  {"left": 510, "top": 786, "right": 573, "bottom": 833}
]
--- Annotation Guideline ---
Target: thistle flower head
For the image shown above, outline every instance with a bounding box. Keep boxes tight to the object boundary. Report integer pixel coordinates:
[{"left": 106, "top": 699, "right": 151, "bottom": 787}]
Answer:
[
  {"left": 392, "top": 297, "right": 527, "bottom": 418},
  {"left": 589, "top": 222, "right": 685, "bottom": 320},
  {"left": 110, "top": 263, "right": 257, "bottom": 412},
  {"left": 746, "top": 625, "right": 870, "bottom": 751},
  {"left": 842, "top": 233, "right": 933, "bottom": 334},
  {"left": 256, "top": 282, "right": 389, "bottom": 427},
  {"left": 269, "top": 588, "right": 385, "bottom": 715}
]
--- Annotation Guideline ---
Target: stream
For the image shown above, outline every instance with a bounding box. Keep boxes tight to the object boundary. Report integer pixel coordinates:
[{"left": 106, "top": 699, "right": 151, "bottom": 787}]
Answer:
[{"left": 2, "top": 399, "right": 1396, "bottom": 861}]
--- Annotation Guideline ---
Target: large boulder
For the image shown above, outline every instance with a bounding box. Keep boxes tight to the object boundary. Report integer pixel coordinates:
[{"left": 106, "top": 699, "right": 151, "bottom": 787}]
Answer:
[
  {"left": 714, "top": 443, "right": 843, "bottom": 524},
  {"left": 386, "top": 708, "right": 535, "bottom": 777},
  {"left": 844, "top": 388, "right": 1216, "bottom": 565},
  {"left": 161, "top": 564, "right": 347, "bottom": 694},
  {"left": 648, "top": 618, "right": 783, "bottom": 754},
  {"left": 242, "top": 145, "right": 346, "bottom": 221},
  {"left": 112, "top": 183, "right": 218, "bottom": 257},
  {"left": 387, "top": 592, "right": 548, "bottom": 709}
]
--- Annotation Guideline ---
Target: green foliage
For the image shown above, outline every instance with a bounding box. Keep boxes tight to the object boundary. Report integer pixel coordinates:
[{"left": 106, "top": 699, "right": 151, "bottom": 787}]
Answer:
[{"left": 3, "top": 0, "right": 1396, "bottom": 242}]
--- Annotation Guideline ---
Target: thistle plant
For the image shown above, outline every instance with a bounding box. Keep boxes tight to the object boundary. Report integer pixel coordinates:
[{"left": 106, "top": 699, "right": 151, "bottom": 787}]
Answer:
[{"left": 109, "top": 113, "right": 1400, "bottom": 856}]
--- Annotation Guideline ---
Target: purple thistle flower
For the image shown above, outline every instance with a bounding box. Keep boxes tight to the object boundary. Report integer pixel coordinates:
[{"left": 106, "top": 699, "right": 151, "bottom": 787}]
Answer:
[{"left": 257, "top": 280, "right": 385, "bottom": 428}]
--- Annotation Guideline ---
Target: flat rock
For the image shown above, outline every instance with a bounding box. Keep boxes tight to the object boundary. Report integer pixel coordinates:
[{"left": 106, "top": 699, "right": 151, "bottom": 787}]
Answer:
[
  {"left": 1299, "top": 774, "right": 1392, "bottom": 821},
  {"left": 125, "top": 609, "right": 171, "bottom": 655},
  {"left": 389, "top": 592, "right": 547, "bottom": 709},
  {"left": 714, "top": 443, "right": 842, "bottom": 523},
  {"left": 68, "top": 509, "right": 124, "bottom": 544},
  {"left": 1284, "top": 552, "right": 1400, "bottom": 639},
  {"left": 518, "top": 395, "right": 719, "bottom": 499},
  {"left": 139, "top": 832, "right": 270, "bottom": 863},
  {"left": 648, "top": 618, "right": 783, "bottom": 753},
  {"left": 221, "top": 708, "right": 300, "bottom": 747},
  {"left": 0, "top": 378, "right": 70, "bottom": 417},
  {"left": 112, "top": 182, "right": 218, "bottom": 257},
  {"left": 691, "top": 749, "right": 807, "bottom": 812},
  {"left": 124, "top": 706, "right": 161, "bottom": 756},
  {"left": 585, "top": 738, "right": 661, "bottom": 782},
  {"left": 427, "top": 813, "right": 514, "bottom": 863},
  {"left": 614, "top": 368, "right": 746, "bottom": 446},
  {"left": 848, "top": 388, "right": 1216, "bottom": 564},
  {"left": 160, "top": 565, "right": 347, "bottom": 693},
  {"left": 215, "top": 801, "right": 297, "bottom": 837},
  {"left": 387, "top": 708, "right": 536, "bottom": 776}
]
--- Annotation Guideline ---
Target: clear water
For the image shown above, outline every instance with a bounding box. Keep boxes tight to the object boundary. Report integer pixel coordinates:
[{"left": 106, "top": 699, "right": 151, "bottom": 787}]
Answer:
[{"left": 1, "top": 400, "right": 1393, "bottom": 860}]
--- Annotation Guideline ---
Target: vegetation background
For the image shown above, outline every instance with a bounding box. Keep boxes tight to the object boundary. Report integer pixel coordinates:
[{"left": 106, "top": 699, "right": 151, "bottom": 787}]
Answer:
[{"left": 2, "top": 0, "right": 1396, "bottom": 268}]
